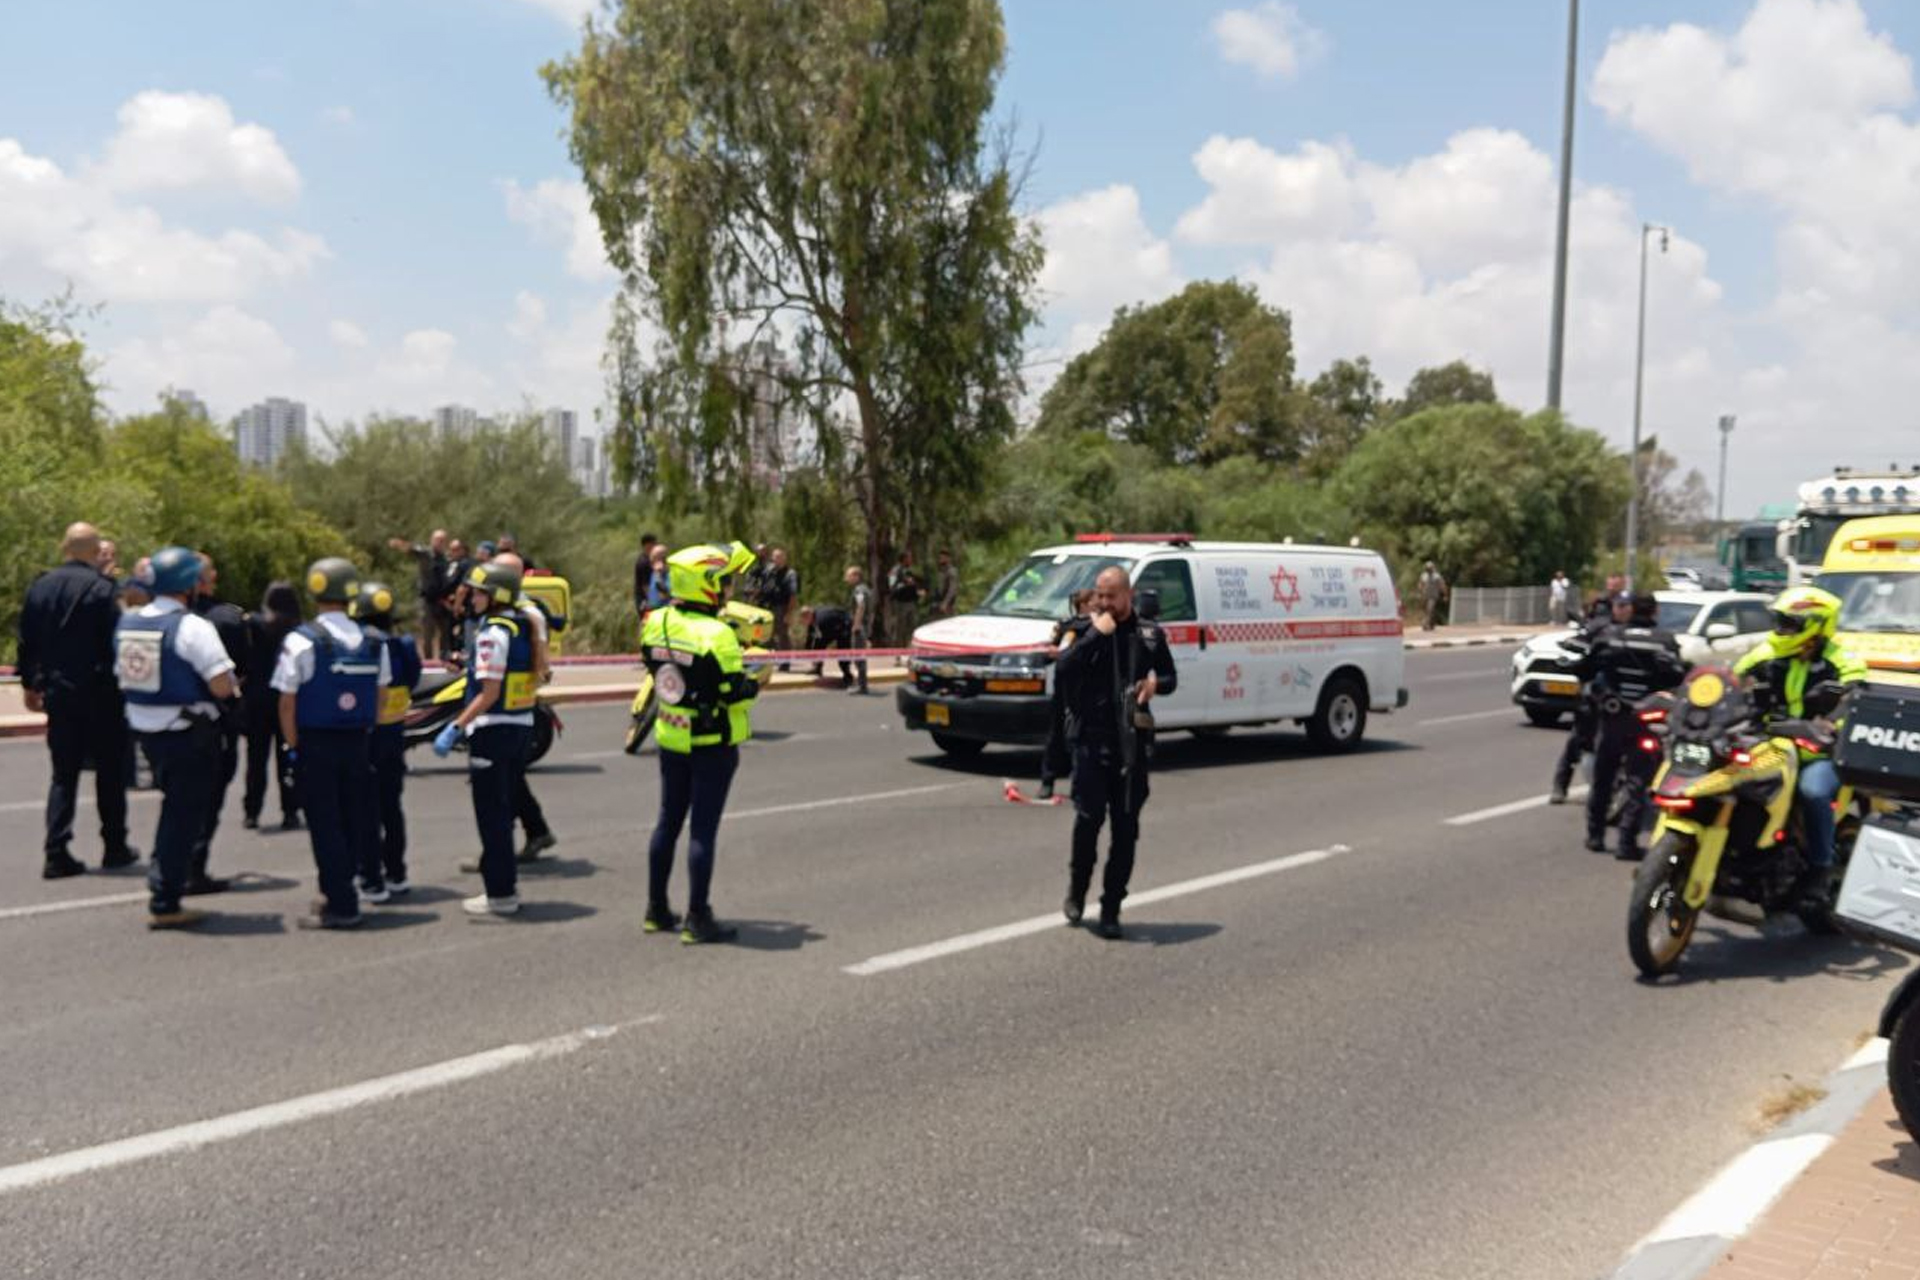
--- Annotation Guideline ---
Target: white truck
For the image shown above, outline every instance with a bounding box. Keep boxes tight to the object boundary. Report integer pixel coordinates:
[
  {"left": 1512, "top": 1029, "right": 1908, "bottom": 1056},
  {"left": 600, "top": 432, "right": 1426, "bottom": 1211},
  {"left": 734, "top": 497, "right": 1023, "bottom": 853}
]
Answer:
[
  {"left": 1780, "top": 467, "right": 1920, "bottom": 585},
  {"left": 896, "top": 535, "right": 1409, "bottom": 757}
]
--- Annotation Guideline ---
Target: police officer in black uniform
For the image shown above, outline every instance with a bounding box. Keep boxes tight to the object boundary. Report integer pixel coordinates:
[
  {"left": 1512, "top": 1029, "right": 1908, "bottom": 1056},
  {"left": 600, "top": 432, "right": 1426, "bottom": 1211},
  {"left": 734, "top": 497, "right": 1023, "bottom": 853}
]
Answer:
[
  {"left": 114, "top": 546, "right": 238, "bottom": 928},
  {"left": 186, "top": 552, "right": 247, "bottom": 895},
  {"left": 18, "top": 522, "right": 136, "bottom": 878},
  {"left": 1053, "top": 566, "right": 1178, "bottom": 940},
  {"left": 1549, "top": 591, "right": 1633, "bottom": 804},
  {"left": 1575, "top": 592, "right": 1687, "bottom": 860}
]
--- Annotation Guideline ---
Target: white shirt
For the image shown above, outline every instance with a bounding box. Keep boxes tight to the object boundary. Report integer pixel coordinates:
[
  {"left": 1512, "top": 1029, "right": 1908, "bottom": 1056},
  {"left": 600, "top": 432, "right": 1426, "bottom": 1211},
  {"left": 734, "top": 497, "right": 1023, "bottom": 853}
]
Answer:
[
  {"left": 123, "top": 598, "right": 236, "bottom": 733},
  {"left": 270, "top": 611, "right": 393, "bottom": 695}
]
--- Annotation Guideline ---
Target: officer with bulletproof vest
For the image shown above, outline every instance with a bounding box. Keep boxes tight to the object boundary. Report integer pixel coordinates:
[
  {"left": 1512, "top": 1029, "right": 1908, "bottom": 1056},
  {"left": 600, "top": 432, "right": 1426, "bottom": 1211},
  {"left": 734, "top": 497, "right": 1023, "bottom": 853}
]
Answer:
[
  {"left": 1053, "top": 566, "right": 1177, "bottom": 940},
  {"left": 433, "top": 558, "right": 539, "bottom": 919},
  {"left": 19, "top": 522, "right": 137, "bottom": 879},
  {"left": 187, "top": 552, "right": 248, "bottom": 895},
  {"left": 1549, "top": 591, "right": 1634, "bottom": 805},
  {"left": 274, "top": 558, "right": 391, "bottom": 930},
  {"left": 641, "top": 542, "right": 760, "bottom": 944},
  {"left": 1573, "top": 592, "right": 1688, "bottom": 860},
  {"left": 113, "top": 546, "right": 238, "bottom": 929},
  {"left": 351, "top": 581, "right": 423, "bottom": 897}
]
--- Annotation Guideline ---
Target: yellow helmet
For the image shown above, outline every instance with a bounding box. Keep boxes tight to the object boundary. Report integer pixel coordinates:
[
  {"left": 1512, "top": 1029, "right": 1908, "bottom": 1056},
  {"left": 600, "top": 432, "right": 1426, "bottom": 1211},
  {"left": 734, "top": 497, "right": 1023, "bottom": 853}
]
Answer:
[
  {"left": 1766, "top": 585, "right": 1841, "bottom": 655},
  {"left": 667, "top": 541, "right": 755, "bottom": 608}
]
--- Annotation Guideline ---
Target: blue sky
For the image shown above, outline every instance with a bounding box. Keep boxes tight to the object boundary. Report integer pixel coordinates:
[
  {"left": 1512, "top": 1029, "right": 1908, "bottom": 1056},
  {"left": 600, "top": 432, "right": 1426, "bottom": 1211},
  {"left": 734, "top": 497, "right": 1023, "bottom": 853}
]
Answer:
[{"left": 5, "top": 0, "right": 1920, "bottom": 513}]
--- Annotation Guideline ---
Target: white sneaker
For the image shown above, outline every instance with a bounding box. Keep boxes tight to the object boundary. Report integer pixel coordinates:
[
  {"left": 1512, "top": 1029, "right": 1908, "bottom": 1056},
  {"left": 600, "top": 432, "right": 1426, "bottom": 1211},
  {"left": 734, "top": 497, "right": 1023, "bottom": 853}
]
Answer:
[
  {"left": 385, "top": 879, "right": 411, "bottom": 896},
  {"left": 360, "top": 883, "right": 392, "bottom": 905},
  {"left": 463, "top": 893, "right": 520, "bottom": 918}
]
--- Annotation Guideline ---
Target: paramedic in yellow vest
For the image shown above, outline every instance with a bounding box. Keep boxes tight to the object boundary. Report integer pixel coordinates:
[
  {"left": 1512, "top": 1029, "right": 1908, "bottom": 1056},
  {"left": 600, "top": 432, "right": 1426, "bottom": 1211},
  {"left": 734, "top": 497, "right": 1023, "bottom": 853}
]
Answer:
[
  {"left": 433, "top": 559, "right": 539, "bottom": 919},
  {"left": 1734, "top": 586, "right": 1868, "bottom": 909},
  {"left": 641, "top": 542, "right": 759, "bottom": 944}
]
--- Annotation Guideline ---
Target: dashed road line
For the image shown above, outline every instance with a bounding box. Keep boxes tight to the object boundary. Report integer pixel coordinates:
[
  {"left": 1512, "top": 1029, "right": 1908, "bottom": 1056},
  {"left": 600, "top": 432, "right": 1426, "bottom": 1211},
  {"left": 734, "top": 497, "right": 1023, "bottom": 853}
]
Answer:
[
  {"left": 0, "top": 891, "right": 152, "bottom": 921},
  {"left": 1444, "top": 787, "right": 1589, "bottom": 826},
  {"left": 844, "top": 844, "right": 1351, "bottom": 976},
  {"left": 1417, "top": 707, "right": 1520, "bottom": 728},
  {"left": 0, "top": 1018, "right": 651, "bottom": 1194}
]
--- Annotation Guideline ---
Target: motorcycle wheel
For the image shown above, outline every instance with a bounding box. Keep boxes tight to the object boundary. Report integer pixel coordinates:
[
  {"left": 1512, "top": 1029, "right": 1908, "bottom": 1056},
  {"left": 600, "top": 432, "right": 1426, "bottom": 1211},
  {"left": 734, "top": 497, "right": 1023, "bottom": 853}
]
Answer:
[
  {"left": 623, "top": 701, "right": 657, "bottom": 755},
  {"left": 1628, "top": 831, "right": 1701, "bottom": 979},
  {"left": 1892, "top": 999, "right": 1920, "bottom": 1139},
  {"left": 529, "top": 706, "right": 556, "bottom": 765}
]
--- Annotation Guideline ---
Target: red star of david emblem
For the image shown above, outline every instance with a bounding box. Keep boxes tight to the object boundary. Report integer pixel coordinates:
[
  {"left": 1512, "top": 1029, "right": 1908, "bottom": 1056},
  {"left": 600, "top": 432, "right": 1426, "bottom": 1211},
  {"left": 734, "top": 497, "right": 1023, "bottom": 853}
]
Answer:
[
  {"left": 1225, "top": 663, "right": 1242, "bottom": 684},
  {"left": 1271, "top": 564, "right": 1301, "bottom": 611}
]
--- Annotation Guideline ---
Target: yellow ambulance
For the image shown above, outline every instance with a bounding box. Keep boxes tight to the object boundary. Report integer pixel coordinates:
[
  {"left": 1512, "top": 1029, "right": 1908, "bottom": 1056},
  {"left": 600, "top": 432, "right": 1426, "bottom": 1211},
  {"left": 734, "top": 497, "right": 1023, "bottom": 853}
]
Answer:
[{"left": 1818, "top": 516, "right": 1920, "bottom": 688}]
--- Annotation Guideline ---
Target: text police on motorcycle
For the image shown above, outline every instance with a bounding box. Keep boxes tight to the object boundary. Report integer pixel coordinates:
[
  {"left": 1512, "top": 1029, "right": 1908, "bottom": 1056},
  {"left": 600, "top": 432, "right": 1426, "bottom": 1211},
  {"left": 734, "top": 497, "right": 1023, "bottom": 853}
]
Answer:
[
  {"left": 1574, "top": 592, "right": 1687, "bottom": 860},
  {"left": 274, "top": 558, "right": 391, "bottom": 929},
  {"left": 1053, "top": 566, "right": 1177, "bottom": 940},
  {"left": 433, "top": 559, "right": 540, "bottom": 919},
  {"left": 350, "top": 581, "right": 423, "bottom": 897},
  {"left": 113, "top": 546, "right": 239, "bottom": 930},
  {"left": 1735, "top": 586, "right": 1867, "bottom": 908},
  {"left": 641, "top": 542, "right": 761, "bottom": 945}
]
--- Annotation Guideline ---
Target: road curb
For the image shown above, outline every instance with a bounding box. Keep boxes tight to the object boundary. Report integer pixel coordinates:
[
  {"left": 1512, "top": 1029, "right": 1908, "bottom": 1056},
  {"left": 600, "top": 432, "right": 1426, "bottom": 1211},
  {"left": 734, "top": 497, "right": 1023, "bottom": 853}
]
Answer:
[
  {"left": 0, "top": 669, "right": 913, "bottom": 736},
  {"left": 1606, "top": 1038, "right": 1891, "bottom": 1280},
  {"left": 1404, "top": 632, "right": 1540, "bottom": 651}
]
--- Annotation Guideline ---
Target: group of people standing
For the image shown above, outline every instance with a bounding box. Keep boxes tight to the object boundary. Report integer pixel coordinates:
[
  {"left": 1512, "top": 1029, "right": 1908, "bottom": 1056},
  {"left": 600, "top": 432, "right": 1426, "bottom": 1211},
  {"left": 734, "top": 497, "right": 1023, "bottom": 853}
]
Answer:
[
  {"left": 387, "top": 528, "right": 529, "bottom": 662},
  {"left": 17, "top": 523, "right": 560, "bottom": 931}
]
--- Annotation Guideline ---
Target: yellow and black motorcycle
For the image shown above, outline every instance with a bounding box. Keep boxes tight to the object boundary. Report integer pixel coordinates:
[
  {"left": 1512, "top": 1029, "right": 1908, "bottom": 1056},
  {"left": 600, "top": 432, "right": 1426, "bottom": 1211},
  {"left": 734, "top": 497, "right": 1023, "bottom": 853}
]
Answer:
[
  {"left": 402, "top": 668, "right": 561, "bottom": 764},
  {"left": 1627, "top": 668, "right": 1859, "bottom": 978},
  {"left": 622, "top": 600, "right": 778, "bottom": 754}
]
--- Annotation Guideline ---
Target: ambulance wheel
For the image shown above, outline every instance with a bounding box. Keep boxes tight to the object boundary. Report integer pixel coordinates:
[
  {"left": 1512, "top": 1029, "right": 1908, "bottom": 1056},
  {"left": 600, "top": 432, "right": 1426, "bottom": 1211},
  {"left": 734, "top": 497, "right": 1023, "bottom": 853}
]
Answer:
[
  {"left": 1306, "top": 675, "right": 1367, "bottom": 753},
  {"left": 1525, "top": 707, "right": 1563, "bottom": 728},
  {"left": 931, "top": 732, "right": 986, "bottom": 760},
  {"left": 529, "top": 707, "right": 556, "bottom": 765}
]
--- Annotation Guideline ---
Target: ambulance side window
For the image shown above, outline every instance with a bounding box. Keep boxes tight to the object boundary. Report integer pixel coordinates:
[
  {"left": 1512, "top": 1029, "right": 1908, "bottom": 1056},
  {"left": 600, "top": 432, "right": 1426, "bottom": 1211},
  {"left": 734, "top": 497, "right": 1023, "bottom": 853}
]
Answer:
[{"left": 1133, "top": 559, "right": 1197, "bottom": 622}]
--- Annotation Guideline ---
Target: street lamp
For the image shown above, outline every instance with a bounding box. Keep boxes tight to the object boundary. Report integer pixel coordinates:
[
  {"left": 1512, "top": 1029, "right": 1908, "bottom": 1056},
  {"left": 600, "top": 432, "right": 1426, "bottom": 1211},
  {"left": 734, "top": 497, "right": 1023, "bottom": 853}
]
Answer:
[
  {"left": 1546, "top": 0, "right": 1579, "bottom": 411},
  {"left": 1716, "top": 414, "right": 1737, "bottom": 529},
  {"left": 1623, "top": 221, "right": 1670, "bottom": 591}
]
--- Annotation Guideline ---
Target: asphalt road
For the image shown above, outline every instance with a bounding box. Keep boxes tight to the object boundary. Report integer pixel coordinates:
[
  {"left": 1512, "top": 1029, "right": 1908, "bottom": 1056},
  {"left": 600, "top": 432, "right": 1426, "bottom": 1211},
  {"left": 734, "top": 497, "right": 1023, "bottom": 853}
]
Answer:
[{"left": 0, "top": 649, "right": 1905, "bottom": 1280}]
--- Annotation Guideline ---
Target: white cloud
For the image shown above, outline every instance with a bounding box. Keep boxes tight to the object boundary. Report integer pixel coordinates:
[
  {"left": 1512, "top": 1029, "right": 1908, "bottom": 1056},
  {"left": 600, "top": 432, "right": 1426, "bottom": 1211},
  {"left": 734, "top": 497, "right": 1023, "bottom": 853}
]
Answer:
[
  {"left": 95, "top": 90, "right": 301, "bottom": 205},
  {"left": 1034, "top": 184, "right": 1183, "bottom": 358},
  {"left": 107, "top": 306, "right": 297, "bottom": 412},
  {"left": 0, "top": 97, "right": 325, "bottom": 307},
  {"left": 515, "top": 0, "right": 594, "bottom": 25},
  {"left": 1210, "top": 3, "right": 1329, "bottom": 81},
  {"left": 503, "top": 178, "right": 617, "bottom": 282},
  {"left": 328, "top": 319, "right": 368, "bottom": 349},
  {"left": 1175, "top": 137, "right": 1356, "bottom": 245}
]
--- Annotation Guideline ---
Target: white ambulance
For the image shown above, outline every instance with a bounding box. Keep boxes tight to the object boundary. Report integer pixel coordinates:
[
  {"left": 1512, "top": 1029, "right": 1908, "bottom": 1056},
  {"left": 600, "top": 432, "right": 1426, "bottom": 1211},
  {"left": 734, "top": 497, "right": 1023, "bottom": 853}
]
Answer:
[{"left": 896, "top": 535, "right": 1409, "bottom": 757}]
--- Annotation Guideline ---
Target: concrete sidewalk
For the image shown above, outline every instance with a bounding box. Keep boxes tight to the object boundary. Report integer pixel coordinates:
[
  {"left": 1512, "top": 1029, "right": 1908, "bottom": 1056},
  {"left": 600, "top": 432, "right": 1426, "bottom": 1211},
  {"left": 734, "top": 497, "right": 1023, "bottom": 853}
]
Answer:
[{"left": 1706, "top": 1089, "right": 1920, "bottom": 1280}]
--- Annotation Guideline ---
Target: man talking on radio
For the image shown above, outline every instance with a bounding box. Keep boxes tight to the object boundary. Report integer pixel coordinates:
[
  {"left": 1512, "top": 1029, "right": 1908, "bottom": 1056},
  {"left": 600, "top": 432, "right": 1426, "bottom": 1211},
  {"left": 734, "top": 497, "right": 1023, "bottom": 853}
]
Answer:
[{"left": 1053, "top": 565, "right": 1177, "bottom": 940}]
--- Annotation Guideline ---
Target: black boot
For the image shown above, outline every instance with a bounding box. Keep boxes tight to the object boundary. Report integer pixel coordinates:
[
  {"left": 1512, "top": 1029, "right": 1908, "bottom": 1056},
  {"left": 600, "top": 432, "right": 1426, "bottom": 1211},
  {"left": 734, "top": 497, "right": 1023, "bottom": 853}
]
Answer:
[
  {"left": 1094, "top": 905, "right": 1123, "bottom": 941},
  {"left": 1062, "top": 893, "right": 1084, "bottom": 926},
  {"left": 43, "top": 850, "right": 86, "bottom": 880}
]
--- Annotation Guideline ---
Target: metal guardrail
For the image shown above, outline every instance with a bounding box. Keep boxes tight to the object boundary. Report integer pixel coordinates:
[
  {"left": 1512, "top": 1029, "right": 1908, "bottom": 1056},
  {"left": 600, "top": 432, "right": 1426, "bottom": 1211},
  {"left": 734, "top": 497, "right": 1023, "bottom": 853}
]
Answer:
[{"left": 1447, "top": 586, "right": 1557, "bottom": 626}]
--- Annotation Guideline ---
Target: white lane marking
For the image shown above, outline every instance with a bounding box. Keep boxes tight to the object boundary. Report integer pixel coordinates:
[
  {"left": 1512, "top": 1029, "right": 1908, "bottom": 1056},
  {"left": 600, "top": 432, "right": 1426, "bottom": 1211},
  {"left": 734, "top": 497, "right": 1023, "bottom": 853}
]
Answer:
[
  {"left": 0, "top": 1019, "right": 650, "bottom": 1195},
  {"left": 1416, "top": 707, "right": 1518, "bottom": 727},
  {"left": 1444, "top": 787, "right": 1589, "bottom": 827},
  {"left": 730, "top": 783, "right": 964, "bottom": 821},
  {"left": 844, "top": 844, "right": 1351, "bottom": 976},
  {"left": 1643, "top": 1133, "right": 1835, "bottom": 1244},
  {"left": 0, "top": 891, "right": 151, "bottom": 921},
  {"left": 1420, "top": 668, "right": 1507, "bottom": 684},
  {"left": 0, "top": 793, "right": 159, "bottom": 815}
]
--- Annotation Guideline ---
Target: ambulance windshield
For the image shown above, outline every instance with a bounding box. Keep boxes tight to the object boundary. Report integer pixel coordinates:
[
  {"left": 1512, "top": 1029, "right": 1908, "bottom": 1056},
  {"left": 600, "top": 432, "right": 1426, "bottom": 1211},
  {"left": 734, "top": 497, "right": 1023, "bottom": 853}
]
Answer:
[{"left": 977, "top": 554, "right": 1134, "bottom": 620}]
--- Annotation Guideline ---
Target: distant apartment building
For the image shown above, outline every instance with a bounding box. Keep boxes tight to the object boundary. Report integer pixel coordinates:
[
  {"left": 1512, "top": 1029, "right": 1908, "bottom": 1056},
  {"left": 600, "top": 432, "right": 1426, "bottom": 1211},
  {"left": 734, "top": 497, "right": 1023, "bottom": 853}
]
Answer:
[
  {"left": 165, "top": 387, "right": 210, "bottom": 420},
  {"left": 739, "top": 341, "right": 808, "bottom": 491},
  {"left": 545, "top": 408, "right": 578, "bottom": 468},
  {"left": 233, "top": 397, "right": 308, "bottom": 468},
  {"left": 433, "top": 404, "right": 479, "bottom": 440}
]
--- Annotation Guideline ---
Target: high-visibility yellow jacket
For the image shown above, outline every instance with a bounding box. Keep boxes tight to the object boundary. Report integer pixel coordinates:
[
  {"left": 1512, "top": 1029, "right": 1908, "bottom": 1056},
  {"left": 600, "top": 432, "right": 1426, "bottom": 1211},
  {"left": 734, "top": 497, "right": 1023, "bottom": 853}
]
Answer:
[{"left": 642, "top": 604, "right": 756, "bottom": 752}]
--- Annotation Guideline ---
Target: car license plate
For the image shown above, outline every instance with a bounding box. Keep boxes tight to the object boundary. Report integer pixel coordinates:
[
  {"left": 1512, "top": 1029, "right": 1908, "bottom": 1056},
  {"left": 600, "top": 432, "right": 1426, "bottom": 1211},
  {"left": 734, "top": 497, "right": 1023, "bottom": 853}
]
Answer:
[
  {"left": 1540, "top": 678, "right": 1579, "bottom": 695},
  {"left": 926, "top": 703, "right": 950, "bottom": 726}
]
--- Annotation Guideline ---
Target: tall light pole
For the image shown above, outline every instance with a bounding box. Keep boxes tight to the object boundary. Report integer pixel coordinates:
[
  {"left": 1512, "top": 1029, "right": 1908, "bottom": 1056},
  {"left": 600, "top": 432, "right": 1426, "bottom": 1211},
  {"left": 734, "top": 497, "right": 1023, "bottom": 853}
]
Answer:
[
  {"left": 1623, "top": 221, "right": 1670, "bottom": 590},
  {"left": 1546, "top": 0, "right": 1579, "bottom": 411},
  {"left": 1716, "top": 414, "right": 1737, "bottom": 529}
]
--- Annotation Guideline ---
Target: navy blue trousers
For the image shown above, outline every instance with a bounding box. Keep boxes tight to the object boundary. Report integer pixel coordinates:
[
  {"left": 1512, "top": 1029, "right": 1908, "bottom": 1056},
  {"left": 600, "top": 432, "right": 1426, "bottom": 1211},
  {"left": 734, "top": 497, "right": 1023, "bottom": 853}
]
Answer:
[
  {"left": 296, "top": 729, "right": 375, "bottom": 917},
  {"left": 647, "top": 747, "right": 739, "bottom": 913},
  {"left": 141, "top": 726, "right": 218, "bottom": 914},
  {"left": 469, "top": 725, "right": 531, "bottom": 900}
]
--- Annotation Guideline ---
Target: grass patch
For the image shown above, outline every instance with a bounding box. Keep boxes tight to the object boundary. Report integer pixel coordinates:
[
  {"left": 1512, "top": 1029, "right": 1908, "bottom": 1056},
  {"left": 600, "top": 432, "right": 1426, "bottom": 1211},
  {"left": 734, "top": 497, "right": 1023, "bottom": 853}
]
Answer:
[{"left": 1754, "top": 1081, "right": 1829, "bottom": 1133}]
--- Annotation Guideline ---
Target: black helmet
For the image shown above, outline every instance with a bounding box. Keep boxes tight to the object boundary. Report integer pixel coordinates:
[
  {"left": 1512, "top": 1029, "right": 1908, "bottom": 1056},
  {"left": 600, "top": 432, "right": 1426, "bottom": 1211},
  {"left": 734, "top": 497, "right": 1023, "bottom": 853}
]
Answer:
[
  {"left": 465, "top": 559, "right": 522, "bottom": 607},
  {"left": 305, "top": 557, "right": 361, "bottom": 605},
  {"left": 349, "top": 581, "right": 398, "bottom": 628}
]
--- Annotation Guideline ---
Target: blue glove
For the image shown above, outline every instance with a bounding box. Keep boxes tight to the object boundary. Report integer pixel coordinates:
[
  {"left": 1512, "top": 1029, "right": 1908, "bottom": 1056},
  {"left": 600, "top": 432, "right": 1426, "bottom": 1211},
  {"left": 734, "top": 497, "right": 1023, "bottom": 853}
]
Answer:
[{"left": 432, "top": 723, "right": 463, "bottom": 757}]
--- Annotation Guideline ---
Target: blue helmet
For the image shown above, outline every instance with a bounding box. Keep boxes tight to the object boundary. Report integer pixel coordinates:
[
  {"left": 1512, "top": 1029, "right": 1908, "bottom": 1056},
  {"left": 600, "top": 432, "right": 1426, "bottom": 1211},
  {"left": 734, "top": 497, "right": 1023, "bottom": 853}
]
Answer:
[{"left": 148, "top": 546, "right": 203, "bottom": 597}]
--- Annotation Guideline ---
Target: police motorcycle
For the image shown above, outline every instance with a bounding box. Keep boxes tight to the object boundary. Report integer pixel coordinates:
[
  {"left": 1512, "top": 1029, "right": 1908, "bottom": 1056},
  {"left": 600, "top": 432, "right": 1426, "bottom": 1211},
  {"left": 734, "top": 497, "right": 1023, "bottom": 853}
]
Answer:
[
  {"left": 1626, "top": 668, "right": 1860, "bottom": 978},
  {"left": 1827, "top": 680, "right": 1920, "bottom": 1137},
  {"left": 622, "top": 599, "right": 777, "bottom": 754}
]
